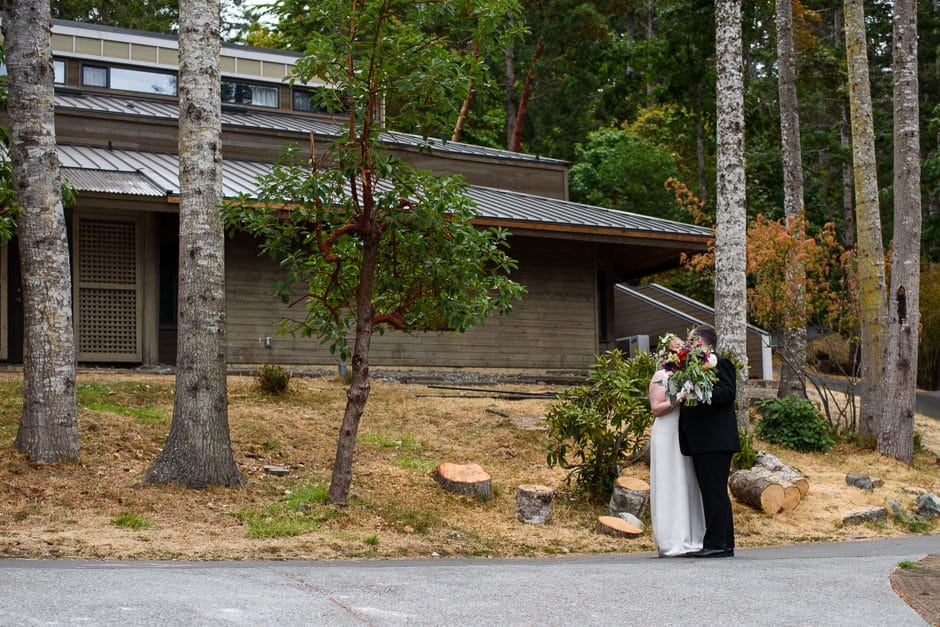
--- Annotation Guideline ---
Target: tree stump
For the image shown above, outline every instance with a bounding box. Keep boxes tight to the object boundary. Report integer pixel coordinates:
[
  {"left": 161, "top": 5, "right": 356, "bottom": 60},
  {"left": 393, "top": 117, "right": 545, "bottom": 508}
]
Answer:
[
  {"left": 595, "top": 515, "right": 643, "bottom": 538},
  {"left": 515, "top": 484, "right": 554, "bottom": 524},
  {"left": 608, "top": 476, "right": 650, "bottom": 518},
  {"left": 754, "top": 450, "right": 809, "bottom": 497},
  {"left": 436, "top": 463, "right": 492, "bottom": 501},
  {"left": 729, "top": 468, "right": 799, "bottom": 515}
]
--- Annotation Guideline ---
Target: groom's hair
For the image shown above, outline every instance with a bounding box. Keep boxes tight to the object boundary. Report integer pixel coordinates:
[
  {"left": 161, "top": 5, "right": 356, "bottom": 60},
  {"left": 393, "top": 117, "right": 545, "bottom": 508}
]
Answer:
[{"left": 692, "top": 324, "right": 717, "bottom": 349}]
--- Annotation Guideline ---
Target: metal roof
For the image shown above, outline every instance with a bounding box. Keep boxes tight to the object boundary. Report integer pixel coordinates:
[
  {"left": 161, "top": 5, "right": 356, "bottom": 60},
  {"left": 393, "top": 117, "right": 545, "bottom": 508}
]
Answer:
[
  {"left": 55, "top": 144, "right": 712, "bottom": 242},
  {"left": 60, "top": 167, "right": 166, "bottom": 197},
  {"left": 54, "top": 91, "right": 568, "bottom": 167}
]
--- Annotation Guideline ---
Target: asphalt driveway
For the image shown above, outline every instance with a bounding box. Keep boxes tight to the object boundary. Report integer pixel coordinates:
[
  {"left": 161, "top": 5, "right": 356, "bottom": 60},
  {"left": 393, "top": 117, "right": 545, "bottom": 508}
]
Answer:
[{"left": 0, "top": 535, "right": 935, "bottom": 626}]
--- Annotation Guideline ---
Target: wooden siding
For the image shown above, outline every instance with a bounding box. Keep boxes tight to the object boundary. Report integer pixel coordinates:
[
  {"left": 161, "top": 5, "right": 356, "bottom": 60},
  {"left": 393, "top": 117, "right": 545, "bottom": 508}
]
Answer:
[
  {"left": 52, "top": 112, "right": 569, "bottom": 200},
  {"left": 613, "top": 286, "right": 767, "bottom": 376},
  {"left": 224, "top": 234, "right": 598, "bottom": 370}
]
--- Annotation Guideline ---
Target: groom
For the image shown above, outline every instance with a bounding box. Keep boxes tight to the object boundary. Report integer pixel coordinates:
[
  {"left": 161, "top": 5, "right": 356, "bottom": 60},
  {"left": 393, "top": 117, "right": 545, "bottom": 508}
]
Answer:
[{"left": 678, "top": 324, "right": 740, "bottom": 558}]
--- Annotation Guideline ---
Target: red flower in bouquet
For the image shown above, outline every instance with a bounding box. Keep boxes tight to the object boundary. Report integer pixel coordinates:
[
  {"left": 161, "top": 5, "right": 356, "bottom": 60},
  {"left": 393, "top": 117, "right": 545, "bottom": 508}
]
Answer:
[{"left": 657, "top": 333, "right": 718, "bottom": 406}]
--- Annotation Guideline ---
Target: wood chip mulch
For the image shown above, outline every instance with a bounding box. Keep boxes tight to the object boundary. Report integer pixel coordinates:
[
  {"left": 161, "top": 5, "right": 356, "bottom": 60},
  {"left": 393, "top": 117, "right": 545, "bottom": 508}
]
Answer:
[{"left": 891, "top": 554, "right": 940, "bottom": 625}]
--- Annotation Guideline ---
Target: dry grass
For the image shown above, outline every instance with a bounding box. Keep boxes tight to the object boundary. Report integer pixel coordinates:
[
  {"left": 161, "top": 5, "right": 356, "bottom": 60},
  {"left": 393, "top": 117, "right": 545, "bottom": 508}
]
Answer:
[{"left": 0, "top": 369, "right": 937, "bottom": 561}]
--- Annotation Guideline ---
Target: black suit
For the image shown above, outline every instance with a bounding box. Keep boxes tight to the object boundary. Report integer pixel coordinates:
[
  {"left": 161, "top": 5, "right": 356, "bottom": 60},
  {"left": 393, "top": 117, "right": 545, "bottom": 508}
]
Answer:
[{"left": 679, "top": 355, "right": 739, "bottom": 551}]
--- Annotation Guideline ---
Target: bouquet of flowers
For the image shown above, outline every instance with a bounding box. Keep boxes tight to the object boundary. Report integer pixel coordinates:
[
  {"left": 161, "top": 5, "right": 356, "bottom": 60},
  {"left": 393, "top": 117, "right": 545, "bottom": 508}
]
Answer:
[{"left": 657, "top": 333, "right": 719, "bottom": 406}]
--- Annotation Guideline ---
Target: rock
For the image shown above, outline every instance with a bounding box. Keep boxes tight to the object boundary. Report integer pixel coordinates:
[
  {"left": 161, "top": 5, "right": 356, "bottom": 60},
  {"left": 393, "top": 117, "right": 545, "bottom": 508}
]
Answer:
[
  {"left": 887, "top": 500, "right": 914, "bottom": 523},
  {"left": 845, "top": 472, "right": 874, "bottom": 492},
  {"left": 915, "top": 493, "right": 940, "bottom": 519},
  {"left": 263, "top": 465, "right": 290, "bottom": 476},
  {"left": 842, "top": 507, "right": 888, "bottom": 526},
  {"left": 616, "top": 512, "right": 644, "bottom": 531}
]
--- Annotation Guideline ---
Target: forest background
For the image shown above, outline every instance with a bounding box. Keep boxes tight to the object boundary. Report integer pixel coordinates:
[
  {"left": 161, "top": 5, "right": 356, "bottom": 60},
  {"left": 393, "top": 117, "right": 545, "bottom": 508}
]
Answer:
[{"left": 47, "top": 0, "right": 940, "bottom": 388}]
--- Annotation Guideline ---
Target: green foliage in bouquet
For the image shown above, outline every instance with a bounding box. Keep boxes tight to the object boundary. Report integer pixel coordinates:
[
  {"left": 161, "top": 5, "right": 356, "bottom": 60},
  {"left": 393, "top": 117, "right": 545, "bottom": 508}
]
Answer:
[{"left": 545, "top": 350, "right": 657, "bottom": 503}]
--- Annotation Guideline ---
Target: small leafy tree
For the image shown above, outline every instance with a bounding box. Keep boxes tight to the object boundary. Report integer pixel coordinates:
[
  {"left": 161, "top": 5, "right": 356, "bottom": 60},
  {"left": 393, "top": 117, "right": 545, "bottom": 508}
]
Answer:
[
  {"left": 545, "top": 350, "right": 657, "bottom": 503},
  {"left": 225, "top": 0, "right": 525, "bottom": 506}
]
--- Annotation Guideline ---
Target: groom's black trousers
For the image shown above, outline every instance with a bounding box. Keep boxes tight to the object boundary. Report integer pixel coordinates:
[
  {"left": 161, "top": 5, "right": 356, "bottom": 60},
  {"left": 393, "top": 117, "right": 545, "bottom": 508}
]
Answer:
[{"left": 691, "top": 452, "right": 735, "bottom": 550}]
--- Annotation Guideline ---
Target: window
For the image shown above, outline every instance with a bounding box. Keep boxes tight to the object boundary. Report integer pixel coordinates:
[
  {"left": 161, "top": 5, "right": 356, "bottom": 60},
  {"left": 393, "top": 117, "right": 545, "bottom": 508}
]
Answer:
[
  {"left": 82, "top": 65, "right": 108, "bottom": 87},
  {"left": 82, "top": 64, "right": 178, "bottom": 96},
  {"left": 221, "top": 80, "right": 278, "bottom": 108},
  {"left": 292, "top": 88, "right": 327, "bottom": 113},
  {"left": 1, "top": 60, "right": 66, "bottom": 84}
]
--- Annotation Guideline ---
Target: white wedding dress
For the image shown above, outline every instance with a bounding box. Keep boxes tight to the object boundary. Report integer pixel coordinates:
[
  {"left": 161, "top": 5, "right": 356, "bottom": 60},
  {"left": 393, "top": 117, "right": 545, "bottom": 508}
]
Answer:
[{"left": 650, "top": 370, "right": 705, "bottom": 557}]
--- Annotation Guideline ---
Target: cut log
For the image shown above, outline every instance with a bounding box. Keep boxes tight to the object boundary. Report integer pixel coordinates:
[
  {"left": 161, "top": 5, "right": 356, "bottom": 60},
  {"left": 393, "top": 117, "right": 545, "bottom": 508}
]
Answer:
[
  {"left": 729, "top": 468, "right": 790, "bottom": 515},
  {"left": 595, "top": 515, "right": 643, "bottom": 538},
  {"left": 515, "top": 484, "right": 554, "bottom": 524},
  {"left": 435, "top": 463, "right": 492, "bottom": 501},
  {"left": 754, "top": 450, "right": 809, "bottom": 497},
  {"left": 609, "top": 476, "right": 650, "bottom": 519}
]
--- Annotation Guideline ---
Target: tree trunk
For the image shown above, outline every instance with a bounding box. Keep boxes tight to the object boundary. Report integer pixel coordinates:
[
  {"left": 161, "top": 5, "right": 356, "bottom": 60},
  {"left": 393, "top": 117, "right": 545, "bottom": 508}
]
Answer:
[
  {"left": 844, "top": 0, "right": 887, "bottom": 439},
  {"left": 753, "top": 450, "right": 808, "bottom": 497},
  {"left": 504, "top": 44, "right": 517, "bottom": 150},
  {"left": 714, "top": 0, "right": 749, "bottom": 429},
  {"left": 879, "top": 0, "right": 920, "bottom": 464},
  {"left": 510, "top": 38, "right": 543, "bottom": 153},
  {"left": 729, "top": 468, "right": 791, "bottom": 515},
  {"left": 437, "top": 463, "right": 493, "bottom": 500},
  {"left": 695, "top": 81, "right": 708, "bottom": 207},
  {"left": 4, "top": 0, "right": 79, "bottom": 464},
  {"left": 144, "top": 0, "right": 242, "bottom": 488},
  {"left": 328, "top": 230, "right": 380, "bottom": 506},
  {"left": 775, "top": 0, "right": 807, "bottom": 400}
]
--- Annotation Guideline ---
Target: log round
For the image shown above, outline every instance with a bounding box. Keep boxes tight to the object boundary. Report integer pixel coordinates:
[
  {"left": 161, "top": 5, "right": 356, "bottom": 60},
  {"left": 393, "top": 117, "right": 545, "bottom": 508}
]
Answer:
[
  {"left": 754, "top": 450, "right": 809, "bottom": 497},
  {"left": 608, "top": 476, "right": 650, "bottom": 518},
  {"left": 729, "top": 468, "right": 786, "bottom": 515},
  {"left": 436, "top": 463, "right": 493, "bottom": 501},
  {"left": 595, "top": 515, "right": 643, "bottom": 538},
  {"left": 515, "top": 484, "right": 554, "bottom": 524}
]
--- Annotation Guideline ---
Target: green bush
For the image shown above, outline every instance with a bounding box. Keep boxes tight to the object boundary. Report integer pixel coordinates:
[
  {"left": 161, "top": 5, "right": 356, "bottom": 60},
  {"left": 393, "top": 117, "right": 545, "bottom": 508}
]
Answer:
[
  {"left": 755, "top": 394, "right": 834, "bottom": 452},
  {"left": 731, "top": 426, "right": 756, "bottom": 470},
  {"left": 256, "top": 363, "right": 292, "bottom": 394},
  {"left": 545, "top": 349, "right": 657, "bottom": 502}
]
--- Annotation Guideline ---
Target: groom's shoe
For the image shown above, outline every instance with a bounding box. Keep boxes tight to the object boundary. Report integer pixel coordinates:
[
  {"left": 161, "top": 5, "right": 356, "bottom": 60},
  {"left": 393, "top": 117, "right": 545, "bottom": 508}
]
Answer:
[{"left": 686, "top": 547, "right": 734, "bottom": 558}]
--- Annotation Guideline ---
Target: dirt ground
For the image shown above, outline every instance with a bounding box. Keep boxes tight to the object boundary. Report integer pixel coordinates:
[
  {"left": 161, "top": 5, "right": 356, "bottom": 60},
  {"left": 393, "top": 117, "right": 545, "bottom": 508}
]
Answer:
[{"left": 0, "top": 369, "right": 937, "bottom": 618}]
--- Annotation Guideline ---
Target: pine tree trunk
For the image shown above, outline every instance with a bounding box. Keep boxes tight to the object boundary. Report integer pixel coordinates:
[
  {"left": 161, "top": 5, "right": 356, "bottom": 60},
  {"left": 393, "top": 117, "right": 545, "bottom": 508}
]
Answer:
[
  {"left": 775, "top": 0, "right": 807, "bottom": 400},
  {"left": 879, "top": 0, "right": 920, "bottom": 464},
  {"left": 714, "top": 0, "right": 749, "bottom": 429},
  {"left": 844, "top": 0, "right": 887, "bottom": 439},
  {"left": 144, "top": 0, "right": 242, "bottom": 488},
  {"left": 4, "top": 0, "right": 79, "bottom": 464},
  {"left": 328, "top": 231, "right": 379, "bottom": 506}
]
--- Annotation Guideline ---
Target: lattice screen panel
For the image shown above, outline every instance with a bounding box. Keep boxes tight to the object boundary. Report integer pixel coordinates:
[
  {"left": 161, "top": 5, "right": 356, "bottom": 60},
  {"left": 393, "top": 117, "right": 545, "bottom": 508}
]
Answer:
[
  {"left": 78, "top": 288, "right": 138, "bottom": 355},
  {"left": 75, "top": 216, "right": 141, "bottom": 361},
  {"left": 78, "top": 219, "right": 137, "bottom": 284}
]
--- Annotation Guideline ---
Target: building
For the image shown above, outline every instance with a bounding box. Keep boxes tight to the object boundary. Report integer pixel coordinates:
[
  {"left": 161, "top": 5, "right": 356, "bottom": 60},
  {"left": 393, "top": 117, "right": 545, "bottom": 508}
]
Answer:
[{"left": 1, "top": 19, "right": 713, "bottom": 374}]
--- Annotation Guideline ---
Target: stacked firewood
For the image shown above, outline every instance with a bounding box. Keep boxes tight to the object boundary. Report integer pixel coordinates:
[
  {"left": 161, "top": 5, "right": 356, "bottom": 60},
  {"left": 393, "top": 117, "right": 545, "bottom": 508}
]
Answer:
[{"left": 729, "top": 451, "right": 809, "bottom": 515}]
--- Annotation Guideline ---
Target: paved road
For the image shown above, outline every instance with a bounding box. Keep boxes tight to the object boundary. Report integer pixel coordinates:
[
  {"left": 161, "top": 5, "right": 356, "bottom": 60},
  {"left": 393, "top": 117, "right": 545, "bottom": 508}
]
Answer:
[{"left": 0, "top": 535, "right": 935, "bottom": 626}]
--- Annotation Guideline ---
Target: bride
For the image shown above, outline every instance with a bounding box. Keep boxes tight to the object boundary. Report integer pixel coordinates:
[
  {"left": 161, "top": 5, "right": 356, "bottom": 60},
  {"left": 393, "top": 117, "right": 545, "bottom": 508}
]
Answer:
[{"left": 648, "top": 333, "right": 705, "bottom": 557}]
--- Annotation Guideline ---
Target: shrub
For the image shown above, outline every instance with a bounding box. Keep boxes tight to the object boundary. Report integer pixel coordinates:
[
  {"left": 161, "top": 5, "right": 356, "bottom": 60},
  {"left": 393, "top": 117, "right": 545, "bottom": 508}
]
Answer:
[
  {"left": 731, "top": 426, "right": 756, "bottom": 470},
  {"left": 545, "top": 349, "right": 657, "bottom": 502},
  {"left": 256, "top": 363, "right": 292, "bottom": 394},
  {"left": 755, "top": 394, "right": 834, "bottom": 452}
]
